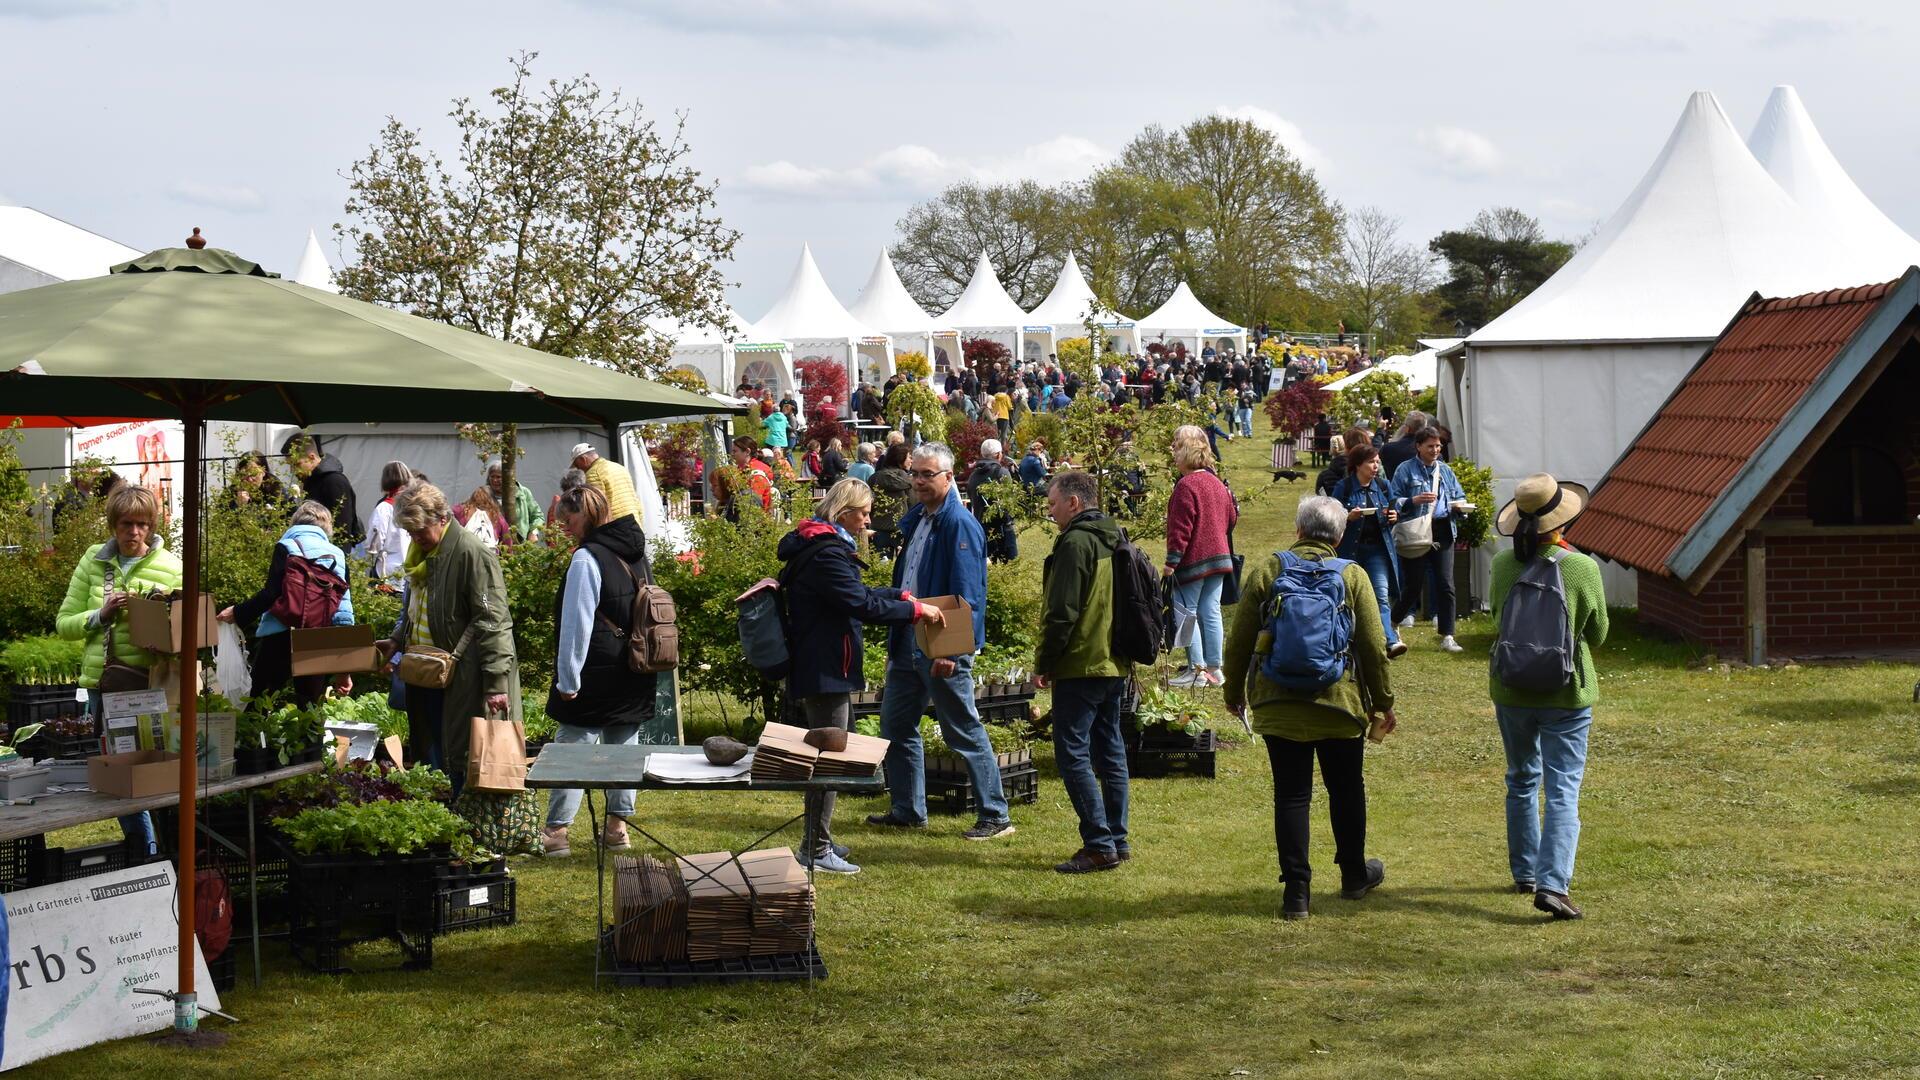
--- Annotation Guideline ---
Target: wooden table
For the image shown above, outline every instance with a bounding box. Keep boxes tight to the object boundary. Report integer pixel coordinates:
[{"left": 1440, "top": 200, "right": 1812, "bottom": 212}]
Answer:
[
  {"left": 527, "top": 743, "right": 884, "bottom": 986},
  {"left": 0, "top": 760, "right": 324, "bottom": 989}
]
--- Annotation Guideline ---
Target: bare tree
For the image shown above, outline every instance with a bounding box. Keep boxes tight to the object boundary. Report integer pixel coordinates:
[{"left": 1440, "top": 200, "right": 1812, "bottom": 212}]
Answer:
[
  {"left": 890, "top": 180, "right": 1078, "bottom": 311},
  {"left": 1328, "top": 206, "right": 1437, "bottom": 337}
]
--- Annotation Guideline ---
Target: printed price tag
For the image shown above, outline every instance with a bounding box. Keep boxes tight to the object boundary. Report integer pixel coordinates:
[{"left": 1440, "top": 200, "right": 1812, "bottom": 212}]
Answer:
[{"left": 468, "top": 886, "right": 491, "bottom": 906}]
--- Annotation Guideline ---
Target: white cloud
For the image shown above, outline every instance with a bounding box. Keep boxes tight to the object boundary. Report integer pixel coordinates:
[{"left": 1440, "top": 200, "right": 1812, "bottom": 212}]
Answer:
[
  {"left": 0, "top": 0, "right": 131, "bottom": 17},
  {"left": 166, "top": 181, "right": 266, "bottom": 213},
  {"left": 1416, "top": 125, "right": 1504, "bottom": 178},
  {"left": 1215, "top": 105, "right": 1328, "bottom": 174},
  {"left": 739, "top": 135, "right": 1109, "bottom": 200},
  {"left": 579, "top": 0, "right": 972, "bottom": 46}
]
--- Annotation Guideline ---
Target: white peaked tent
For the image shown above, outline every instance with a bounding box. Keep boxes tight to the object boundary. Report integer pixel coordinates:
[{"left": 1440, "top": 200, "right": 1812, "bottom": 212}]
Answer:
[
  {"left": 1027, "top": 252, "right": 1138, "bottom": 356},
  {"left": 0, "top": 205, "right": 141, "bottom": 293},
  {"left": 1134, "top": 282, "right": 1247, "bottom": 358},
  {"left": 651, "top": 307, "right": 793, "bottom": 399},
  {"left": 942, "top": 252, "right": 1046, "bottom": 365},
  {"left": 290, "top": 228, "right": 339, "bottom": 293},
  {"left": 847, "top": 248, "right": 960, "bottom": 385},
  {"left": 753, "top": 244, "right": 893, "bottom": 397},
  {"left": 1748, "top": 85, "right": 1920, "bottom": 272},
  {"left": 1440, "top": 90, "right": 1916, "bottom": 604}
]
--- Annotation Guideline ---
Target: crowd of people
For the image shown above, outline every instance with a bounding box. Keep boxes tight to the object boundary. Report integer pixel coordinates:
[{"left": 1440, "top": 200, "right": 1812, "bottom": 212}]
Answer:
[{"left": 44, "top": 374, "right": 1606, "bottom": 923}]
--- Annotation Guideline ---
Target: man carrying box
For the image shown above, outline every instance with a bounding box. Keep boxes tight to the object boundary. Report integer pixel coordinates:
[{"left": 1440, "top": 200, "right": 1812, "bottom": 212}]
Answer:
[{"left": 867, "top": 443, "right": 1014, "bottom": 840}]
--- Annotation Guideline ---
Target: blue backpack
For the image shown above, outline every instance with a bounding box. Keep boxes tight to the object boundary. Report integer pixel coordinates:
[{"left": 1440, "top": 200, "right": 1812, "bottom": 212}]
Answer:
[{"left": 1259, "top": 551, "right": 1355, "bottom": 692}]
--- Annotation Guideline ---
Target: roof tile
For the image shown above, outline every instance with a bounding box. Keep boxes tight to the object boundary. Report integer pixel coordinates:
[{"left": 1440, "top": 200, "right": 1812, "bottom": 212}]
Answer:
[{"left": 1569, "top": 278, "right": 1897, "bottom": 576}]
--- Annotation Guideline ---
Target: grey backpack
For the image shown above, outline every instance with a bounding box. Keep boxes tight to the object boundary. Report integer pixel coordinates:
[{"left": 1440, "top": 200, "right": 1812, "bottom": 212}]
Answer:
[{"left": 1491, "top": 554, "right": 1575, "bottom": 692}]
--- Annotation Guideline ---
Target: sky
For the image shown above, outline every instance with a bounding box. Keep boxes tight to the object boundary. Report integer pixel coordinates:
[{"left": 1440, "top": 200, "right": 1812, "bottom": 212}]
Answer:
[{"left": 4, "top": 0, "right": 1918, "bottom": 319}]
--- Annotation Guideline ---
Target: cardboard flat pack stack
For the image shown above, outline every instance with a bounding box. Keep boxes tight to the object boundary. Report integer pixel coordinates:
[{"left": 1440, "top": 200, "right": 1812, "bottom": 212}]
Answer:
[
  {"left": 680, "top": 851, "right": 756, "bottom": 961},
  {"left": 911, "top": 594, "right": 974, "bottom": 658},
  {"left": 290, "top": 626, "right": 379, "bottom": 676},
  {"left": 105, "top": 690, "right": 234, "bottom": 780},
  {"left": 125, "top": 592, "right": 217, "bottom": 655},
  {"left": 749, "top": 722, "right": 818, "bottom": 782},
  {"left": 612, "top": 853, "right": 688, "bottom": 965},
  {"left": 737, "top": 847, "right": 815, "bottom": 956},
  {"left": 813, "top": 730, "right": 890, "bottom": 779}
]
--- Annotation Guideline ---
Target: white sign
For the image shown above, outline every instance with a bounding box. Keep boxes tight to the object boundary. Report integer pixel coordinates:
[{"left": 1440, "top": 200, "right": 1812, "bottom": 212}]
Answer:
[
  {"left": 99, "top": 690, "right": 168, "bottom": 720},
  {"left": 2, "top": 863, "right": 218, "bottom": 1071}
]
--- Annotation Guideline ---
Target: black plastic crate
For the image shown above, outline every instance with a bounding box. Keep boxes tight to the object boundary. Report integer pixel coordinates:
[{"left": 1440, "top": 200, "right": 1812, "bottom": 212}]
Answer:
[
  {"left": 1127, "top": 729, "right": 1219, "bottom": 778},
  {"left": 434, "top": 874, "right": 516, "bottom": 935},
  {"left": 606, "top": 942, "right": 826, "bottom": 988},
  {"left": 926, "top": 764, "right": 1039, "bottom": 814},
  {"left": 46, "top": 839, "right": 161, "bottom": 883},
  {"left": 284, "top": 847, "right": 444, "bottom": 974},
  {"left": 0, "top": 835, "right": 47, "bottom": 892},
  {"left": 977, "top": 697, "right": 1034, "bottom": 726},
  {"left": 21, "top": 729, "right": 101, "bottom": 761}
]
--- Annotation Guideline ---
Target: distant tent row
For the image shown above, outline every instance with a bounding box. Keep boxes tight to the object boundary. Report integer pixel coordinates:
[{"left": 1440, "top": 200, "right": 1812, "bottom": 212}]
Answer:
[
  {"left": 1436, "top": 85, "right": 1920, "bottom": 604},
  {"left": 656, "top": 245, "right": 1248, "bottom": 409}
]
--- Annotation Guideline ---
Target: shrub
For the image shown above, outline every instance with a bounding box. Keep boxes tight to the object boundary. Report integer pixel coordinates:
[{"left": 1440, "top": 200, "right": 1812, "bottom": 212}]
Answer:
[
  {"left": 1054, "top": 336, "right": 1093, "bottom": 371},
  {"left": 949, "top": 419, "right": 1001, "bottom": 473},
  {"left": 1413, "top": 386, "right": 1439, "bottom": 415},
  {"left": 1329, "top": 370, "right": 1415, "bottom": 431},
  {"left": 1264, "top": 380, "right": 1329, "bottom": 436},
  {"left": 795, "top": 356, "right": 849, "bottom": 414},
  {"left": 648, "top": 423, "right": 704, "bottom": 491},
  {"left": 1013, "top": 412, "right": 1064, "bottom": 454},
  {"left": 1449, "top": 456, "right": 1495, "bottom": 549},
  {"left": 961, "top": 338, "right": 1010, "bottom": 369},
  {"left": 894, "top": 351, "right": 932, "bottom": 380},
  {"left": 500, "top": 539, "right": 576, "bottom": 692},
  {"left": 885, "top": 381, "right": 948, "bottom": 445},
  {"left": 648, "top": 504, "right": 788, "bottom": 706}
]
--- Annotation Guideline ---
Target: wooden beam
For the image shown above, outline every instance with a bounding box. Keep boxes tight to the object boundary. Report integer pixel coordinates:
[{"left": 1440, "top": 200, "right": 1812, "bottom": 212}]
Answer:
[{"left": 1745, "top": 534, "right": 1767, "bottom": 667}]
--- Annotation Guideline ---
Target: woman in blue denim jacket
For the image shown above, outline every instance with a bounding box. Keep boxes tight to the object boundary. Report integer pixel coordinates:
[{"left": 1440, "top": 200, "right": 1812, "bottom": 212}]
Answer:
[
  {"left": 1389, "top": 427, "right": 1468, "bottom": 653},
  {"left": 1331, "top": 442, "right": 1407, "bottom": 657}
]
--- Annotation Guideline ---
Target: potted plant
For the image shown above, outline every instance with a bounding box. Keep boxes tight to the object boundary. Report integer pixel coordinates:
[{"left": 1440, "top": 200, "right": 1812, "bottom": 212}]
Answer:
[{"left": 236, "top": 689, "right": 286, "bottom": 774}]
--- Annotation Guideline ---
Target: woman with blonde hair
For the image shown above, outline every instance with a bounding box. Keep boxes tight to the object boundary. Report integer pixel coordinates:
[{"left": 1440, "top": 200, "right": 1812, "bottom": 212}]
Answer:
[
  {"left": 540, "top": 483, "right": 658, "bottom": 857},
  {"left": 1163, "top": 439, "right": 1240, "bottom": 687},
  {"left": 376, "top": 481, "right": 520, "bottom": 794},
  {"left": 774, "top": 477, "right": 946, "bottom": 874}
]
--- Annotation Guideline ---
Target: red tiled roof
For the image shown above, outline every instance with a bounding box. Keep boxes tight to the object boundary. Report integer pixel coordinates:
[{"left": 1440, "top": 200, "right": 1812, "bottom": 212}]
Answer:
[{"left": 1571, "top": 280, "right": 1898, "bottom": 577}]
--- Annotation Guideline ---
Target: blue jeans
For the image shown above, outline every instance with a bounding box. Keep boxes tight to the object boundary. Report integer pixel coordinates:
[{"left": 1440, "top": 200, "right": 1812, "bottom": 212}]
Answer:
[
  {"left": 545, "top": 722, "right": 641, "bottom": 826},
  {"left": 1495, "top": 705, "right": 1592, "bottom": 895},
  {"left": 1352, "top": 542, "right": 1399, "bottom": 646},
  {"left": 1051, "top": 677, "right": 1129, "bottom": 853},
  {"left": 878, "top": 652, "right": 1008, "bottom": 825},
  {"left": 1174, "top": 574, "right": 1226, "bottom": 669},
  {"left": 1236, "top": 407, "right": 1254, "bottom": 437}
]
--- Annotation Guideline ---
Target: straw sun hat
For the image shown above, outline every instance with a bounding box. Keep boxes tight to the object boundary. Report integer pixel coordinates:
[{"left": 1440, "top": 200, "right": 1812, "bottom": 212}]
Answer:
[{"left": 1496, "top": 473, "right": 1589, "bottom": 537}]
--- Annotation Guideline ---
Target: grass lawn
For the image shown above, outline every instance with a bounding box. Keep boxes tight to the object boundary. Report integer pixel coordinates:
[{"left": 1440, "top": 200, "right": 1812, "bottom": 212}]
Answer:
[{"left": 33, "top": 433, "right": 1920, "bottom": 1079}]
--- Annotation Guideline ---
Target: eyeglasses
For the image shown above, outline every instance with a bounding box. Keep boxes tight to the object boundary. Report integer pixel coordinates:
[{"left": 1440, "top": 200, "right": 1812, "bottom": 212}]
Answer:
[{"left": 909, "top": 469, "right": 948, "bottom": 481}]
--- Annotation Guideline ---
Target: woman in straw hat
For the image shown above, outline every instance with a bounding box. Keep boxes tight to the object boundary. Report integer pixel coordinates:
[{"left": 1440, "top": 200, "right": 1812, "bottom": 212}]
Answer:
[{"left": 1489, "top": 473, "right": 1608, "bottom": 921}]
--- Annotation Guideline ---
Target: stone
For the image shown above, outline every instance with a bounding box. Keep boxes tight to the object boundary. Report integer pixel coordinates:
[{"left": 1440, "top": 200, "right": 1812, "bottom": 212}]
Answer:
[{"left": 703, "top": 736, "right": 748, "bottom": 766}]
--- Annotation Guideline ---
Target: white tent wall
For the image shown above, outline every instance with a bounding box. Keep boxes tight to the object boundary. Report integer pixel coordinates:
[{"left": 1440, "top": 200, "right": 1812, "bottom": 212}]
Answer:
[
  {"left": 1458, "top": 339, "right": 1710, "bottom": 605},
  {"left": 730, "top": 344, "right": 794, "bottom": 397},
  {"left": 668, "top": 346, "right": 729, "bottom": 396}
]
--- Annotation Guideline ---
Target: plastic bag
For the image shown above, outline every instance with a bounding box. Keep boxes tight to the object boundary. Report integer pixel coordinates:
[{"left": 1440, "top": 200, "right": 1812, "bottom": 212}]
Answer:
[{"left": 215, "top": 621, "right": 252, "bottom": 705}]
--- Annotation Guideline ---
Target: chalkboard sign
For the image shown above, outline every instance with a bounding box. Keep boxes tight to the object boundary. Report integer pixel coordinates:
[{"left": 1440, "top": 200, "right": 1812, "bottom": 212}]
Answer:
[{"left": 643, "top": 668, "right": 683, "bottom": 745}]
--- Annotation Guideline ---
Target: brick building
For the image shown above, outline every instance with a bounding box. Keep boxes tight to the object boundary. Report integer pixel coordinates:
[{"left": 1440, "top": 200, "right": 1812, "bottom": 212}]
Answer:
[{"left": 1572, "top": 271, "right": 1920, "bottom": 661}]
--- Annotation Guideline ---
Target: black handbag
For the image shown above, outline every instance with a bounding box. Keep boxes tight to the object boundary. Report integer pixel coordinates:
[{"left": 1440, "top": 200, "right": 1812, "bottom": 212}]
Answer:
[
  {"left": 1220, "top": 518, "right": 1246, "bottom": 606},
  {"left": 98, "top": 564, "right": 152, "bottom": 693}
]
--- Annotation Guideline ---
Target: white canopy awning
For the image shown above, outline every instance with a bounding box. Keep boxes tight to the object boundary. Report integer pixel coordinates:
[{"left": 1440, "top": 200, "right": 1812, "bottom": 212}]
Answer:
[
  {"left": 0, "top": 206, "right": 141, "bottom": 289},
  {"left": 1748, "top": 85, "right": 1920, "bottom": 276},
  {"left": 848, "top": 248, "right": 953, "bottom": 335},
  {"left": 941, "top": 253, "right": 1039, "bottom": 330},
  {"left": 1134, "top": 282, "right": 1246, "bottom": 348},
  {"left": 1027, "top": 252, "right": 1132, "bottom": 333},
  {"left": 1468, "top": 91, "right": 1889, "bottom": 347},
  {"left": 754, "top": 243, "right": 889, "bottom": 344}
]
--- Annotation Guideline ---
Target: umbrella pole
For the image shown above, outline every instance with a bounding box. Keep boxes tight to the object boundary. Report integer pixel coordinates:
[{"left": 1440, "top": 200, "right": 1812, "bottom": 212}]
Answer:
[{"left": 173, "top": 404, "right": 202, "bottom": 1032}]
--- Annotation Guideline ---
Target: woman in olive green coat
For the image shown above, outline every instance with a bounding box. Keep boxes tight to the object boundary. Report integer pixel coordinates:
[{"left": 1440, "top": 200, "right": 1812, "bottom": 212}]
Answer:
[
  {"left": 377, "top": 482, "right": 521, "bottom": 797},
  {"left": 1223, "top": 495, "right": 1396, "bottom": 920}
]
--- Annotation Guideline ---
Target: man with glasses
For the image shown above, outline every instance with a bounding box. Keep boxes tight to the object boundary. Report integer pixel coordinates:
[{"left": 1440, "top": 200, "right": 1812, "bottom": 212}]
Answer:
[{"left": 867, "top": 443, "right": 1014, "bottom": 840}]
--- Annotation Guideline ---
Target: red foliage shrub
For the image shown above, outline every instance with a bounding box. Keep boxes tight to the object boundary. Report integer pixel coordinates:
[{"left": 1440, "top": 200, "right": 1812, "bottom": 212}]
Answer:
[
  {"left": 801, "top": 401, "right": 847, "bottom": 451},
  {"left": 962, "top": 337, "right": 1011, "bottom": 368},
  {"left": 948, "top": 418, "right": 1001, "bottom": 472},
  {"left": 649, "top": 424, "right": 704, "bottom": 490},
  {"left": 795, "top": 356, "right": 849, "bottom": 412},
  {"left": 1264, "top": 380, "right": 1329, "bottom": 435}
]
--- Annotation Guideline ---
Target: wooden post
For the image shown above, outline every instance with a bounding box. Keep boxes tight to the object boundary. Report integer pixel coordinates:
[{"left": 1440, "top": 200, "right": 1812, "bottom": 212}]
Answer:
[
  {"left": 175, "top": 404, "right": 202, "bottom": 1029},
  {"left": 1745, "top": 533, "right": 1767, "bottom": 667}
]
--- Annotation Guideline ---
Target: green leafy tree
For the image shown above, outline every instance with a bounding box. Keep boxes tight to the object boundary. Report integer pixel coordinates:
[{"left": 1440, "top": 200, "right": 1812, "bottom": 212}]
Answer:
[
  {"left": 1328, "top": 370, "right": 1417, "bottom": 431},
  {"left": 335, "top": 51, "right": 739, "bottom": 512},
  {"left": 1429, "top": 207, "right": 1574, "bottom": 333}
]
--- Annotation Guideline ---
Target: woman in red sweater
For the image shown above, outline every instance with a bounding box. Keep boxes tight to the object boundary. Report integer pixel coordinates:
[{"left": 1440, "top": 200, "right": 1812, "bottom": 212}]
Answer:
[{"left": 1164, "top": 439, "right": 1240, "bottom": 686}]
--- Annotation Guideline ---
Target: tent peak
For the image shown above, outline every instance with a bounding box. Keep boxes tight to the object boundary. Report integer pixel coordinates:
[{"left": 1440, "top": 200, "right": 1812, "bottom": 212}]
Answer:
[{"left": 112, "top": 246, "right": 279, "bottom": 278}]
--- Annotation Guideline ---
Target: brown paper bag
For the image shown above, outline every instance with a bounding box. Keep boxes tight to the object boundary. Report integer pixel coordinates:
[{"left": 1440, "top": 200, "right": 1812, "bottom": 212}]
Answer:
[{"left": 466, "top": 715, "right": 528, "bottom": 792}]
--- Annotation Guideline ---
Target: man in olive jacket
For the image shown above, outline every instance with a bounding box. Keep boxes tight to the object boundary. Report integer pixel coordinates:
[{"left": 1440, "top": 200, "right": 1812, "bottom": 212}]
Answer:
[
  {"left": 1034, "top": 471, "right": 1130, "bottom": 874},
  {"left": 1224, "top": 495, "right": 1394, "bottom": 919}
]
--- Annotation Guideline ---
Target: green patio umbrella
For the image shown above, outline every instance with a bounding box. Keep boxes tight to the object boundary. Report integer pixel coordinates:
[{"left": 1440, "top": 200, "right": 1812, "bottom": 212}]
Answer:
[{"left": 0, "top": 244, "right": 741, "bottom": 1031}]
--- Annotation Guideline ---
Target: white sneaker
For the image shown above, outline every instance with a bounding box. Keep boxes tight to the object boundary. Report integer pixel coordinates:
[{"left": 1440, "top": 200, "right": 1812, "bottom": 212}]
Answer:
[
  {"left": 1397, "top": 615, "right": 1414, "bottom": 629},
  {"left": 1439, "top": 636, "right": 1464, "bottom": 654},
  {"left": 1168, "top": 668, "right": 1207, "bottom": 688}
]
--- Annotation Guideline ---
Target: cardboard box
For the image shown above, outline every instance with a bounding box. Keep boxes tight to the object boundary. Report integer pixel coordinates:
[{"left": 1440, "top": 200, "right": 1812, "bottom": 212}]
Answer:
[
  {"left": 88, "top": 750, "right": 183, "bottom": 798},
  {"left": 290, "top": 625, "right": 378, "bottom": 676},
  {"left": 125, "top": 593, "right": 217, "bottom": 654},
  {"left": 138, "top": 712, "right": 235, "bottom": 780},
  {"left": 911, "top": 594, "right": 976, "bottom": 659}
]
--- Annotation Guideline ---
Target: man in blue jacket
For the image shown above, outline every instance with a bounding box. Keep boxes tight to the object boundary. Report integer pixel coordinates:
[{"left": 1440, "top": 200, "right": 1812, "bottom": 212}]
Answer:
[{"left": 867, "top": 443, "right": 1014, "bottom": 839}]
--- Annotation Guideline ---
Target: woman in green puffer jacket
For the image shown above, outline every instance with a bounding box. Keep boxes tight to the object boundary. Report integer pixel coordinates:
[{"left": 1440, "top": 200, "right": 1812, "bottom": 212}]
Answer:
[{"left": 53, "top": 483, "right": 180, "bottom": 854}]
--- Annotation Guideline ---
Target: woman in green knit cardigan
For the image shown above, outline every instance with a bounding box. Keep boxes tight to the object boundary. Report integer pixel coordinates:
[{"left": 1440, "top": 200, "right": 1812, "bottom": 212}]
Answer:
[{"left": 1489, "top": 473, "right": 1607, "bottom": 921}]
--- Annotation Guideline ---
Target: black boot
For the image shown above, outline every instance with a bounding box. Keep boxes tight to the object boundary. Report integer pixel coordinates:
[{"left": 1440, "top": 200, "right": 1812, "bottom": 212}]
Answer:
[
  {"left": 1281, "top": 880, "right": 1310, "bottom": 920},
  {"left": 1340, "top": 858, "right": 1385, "bottom": 900}
]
